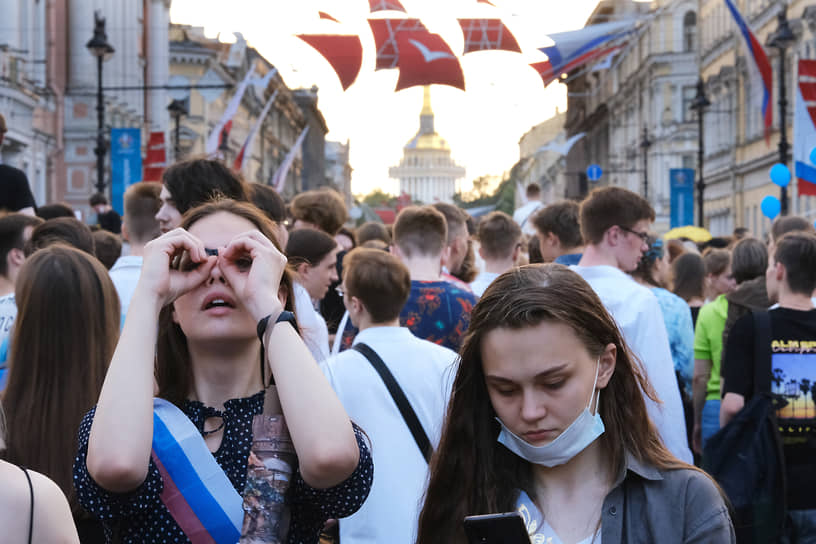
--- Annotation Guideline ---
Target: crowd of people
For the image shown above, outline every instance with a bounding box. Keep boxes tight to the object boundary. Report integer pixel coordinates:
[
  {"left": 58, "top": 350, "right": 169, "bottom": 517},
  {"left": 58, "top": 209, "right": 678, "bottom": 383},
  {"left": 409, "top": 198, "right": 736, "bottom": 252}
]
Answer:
[{"left": 0, "top": 158, "right": 814, "bottom": 543}]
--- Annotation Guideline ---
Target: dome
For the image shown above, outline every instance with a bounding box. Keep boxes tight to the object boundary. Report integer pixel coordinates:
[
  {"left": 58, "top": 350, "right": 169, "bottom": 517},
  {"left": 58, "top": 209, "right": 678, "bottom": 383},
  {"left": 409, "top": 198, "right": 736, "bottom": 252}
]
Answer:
[{"left": 406, "top": 131, "right": 450, "bottom": 150}]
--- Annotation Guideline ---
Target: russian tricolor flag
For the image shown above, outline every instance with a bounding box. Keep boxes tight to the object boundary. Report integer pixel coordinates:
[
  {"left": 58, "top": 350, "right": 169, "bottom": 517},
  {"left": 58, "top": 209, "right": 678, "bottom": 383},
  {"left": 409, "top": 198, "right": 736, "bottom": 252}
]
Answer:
[
  {"left": 724, "top": 0, "right": 773, "bottom": 144},
  {"left": 151, "top": 399, "right": 244, "bottom": 544},
  {"left": 532, "top": 20, "right": 635, "bottom": 87}
]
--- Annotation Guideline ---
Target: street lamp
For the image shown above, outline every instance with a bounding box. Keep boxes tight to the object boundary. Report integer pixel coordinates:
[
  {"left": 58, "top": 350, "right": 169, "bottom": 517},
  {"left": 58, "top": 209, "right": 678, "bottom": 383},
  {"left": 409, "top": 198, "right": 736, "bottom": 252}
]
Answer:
[
  {"left": 86, "top": 11, "right": 114, "bottom": 195},
  {"left": 167, "top": 99, "right": 188, "bottom": 161},
  {"left": 768, "top": 6, "right": 795, "bottom": 216},
  {"left": 640, "top": 127, "right": 652, "bottom": 200},
  {"left": 690, "top": 77, "right": 711, "bottom": 227}
]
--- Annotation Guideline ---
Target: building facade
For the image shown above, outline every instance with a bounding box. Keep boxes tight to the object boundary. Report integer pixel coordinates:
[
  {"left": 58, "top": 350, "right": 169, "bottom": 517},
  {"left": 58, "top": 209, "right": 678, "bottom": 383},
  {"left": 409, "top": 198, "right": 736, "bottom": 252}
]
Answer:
[
  {"left": 325, "top": 139, "right": 352, "bottom": 210},
  {"left": 389, "top": 86, "right": 466, "bottom": 204},
  {"left": 168, "top": 24, "right": 313, "bottom": 199},
  {"left": 700, "top": 0, "right": 816, "bottom": 237},
  {"left": 563, "top": 0, "right": 698, "bottom": 232},
  {"left": 0, "top": 0, "right": 170, "bottom": 215},
  {"left": 517, "top": 111, "right": 567, "bottom": 206}
]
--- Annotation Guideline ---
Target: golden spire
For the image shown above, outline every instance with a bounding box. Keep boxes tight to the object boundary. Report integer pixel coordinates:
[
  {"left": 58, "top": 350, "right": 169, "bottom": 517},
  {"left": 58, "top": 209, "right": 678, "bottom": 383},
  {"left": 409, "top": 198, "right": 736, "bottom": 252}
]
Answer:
[{"left": 421, "top": 85, "right": 433, "bottom": 116}]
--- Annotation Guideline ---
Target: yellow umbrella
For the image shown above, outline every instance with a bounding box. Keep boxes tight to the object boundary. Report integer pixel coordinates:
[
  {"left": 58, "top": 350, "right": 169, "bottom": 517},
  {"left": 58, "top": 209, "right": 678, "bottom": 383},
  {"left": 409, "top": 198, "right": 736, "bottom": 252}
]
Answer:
[{"left": 663, "top": 225, "right": 712, "bottom": 243}]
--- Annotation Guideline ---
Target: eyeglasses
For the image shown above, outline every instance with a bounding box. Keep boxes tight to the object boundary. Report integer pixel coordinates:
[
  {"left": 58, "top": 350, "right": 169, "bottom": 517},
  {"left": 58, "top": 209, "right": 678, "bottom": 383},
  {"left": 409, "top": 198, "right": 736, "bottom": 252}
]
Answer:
[{"left": 619, "top": 226, "right": 650, "bottom": 243}]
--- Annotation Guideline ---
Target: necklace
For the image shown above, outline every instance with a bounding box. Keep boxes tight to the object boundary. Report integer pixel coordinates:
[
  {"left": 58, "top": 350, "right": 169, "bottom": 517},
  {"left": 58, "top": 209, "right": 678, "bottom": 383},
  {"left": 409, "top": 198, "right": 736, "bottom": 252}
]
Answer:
[{"left": 200, "top": 406, "right": 226, "bottom": 437}]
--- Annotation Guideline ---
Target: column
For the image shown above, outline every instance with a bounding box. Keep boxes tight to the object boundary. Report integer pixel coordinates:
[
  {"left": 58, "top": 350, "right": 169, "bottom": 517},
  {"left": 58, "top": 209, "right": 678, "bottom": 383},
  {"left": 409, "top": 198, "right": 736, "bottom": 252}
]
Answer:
[{"left": 146, "top": 0, "right": 169, "bottom": 131}]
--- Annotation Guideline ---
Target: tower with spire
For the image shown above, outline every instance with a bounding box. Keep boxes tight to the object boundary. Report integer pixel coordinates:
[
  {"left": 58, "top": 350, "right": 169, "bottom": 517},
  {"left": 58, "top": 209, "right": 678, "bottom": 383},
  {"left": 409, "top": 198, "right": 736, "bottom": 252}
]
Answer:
[{"left": 388, "top": 86, "right": 466, "bottom": 204}]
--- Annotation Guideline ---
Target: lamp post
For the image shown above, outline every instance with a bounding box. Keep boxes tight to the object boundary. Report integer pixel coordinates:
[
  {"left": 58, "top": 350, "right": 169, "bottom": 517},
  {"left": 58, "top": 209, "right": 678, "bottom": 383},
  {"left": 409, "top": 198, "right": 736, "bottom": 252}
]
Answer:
[
  {"left": 768, "top": 7, "right": 795, "bottom": 216},
  {"left": 86, "top": 11, "right": 115, "bottom": 195},
  {"left": 690, "top": 77, "right": 711, "bottom": 227},
  {"left": 167, "top": 99, "right": 188, "bottom": 161},
  {"left": 640, "top": 127, "right": 652, "bottom": 200}
]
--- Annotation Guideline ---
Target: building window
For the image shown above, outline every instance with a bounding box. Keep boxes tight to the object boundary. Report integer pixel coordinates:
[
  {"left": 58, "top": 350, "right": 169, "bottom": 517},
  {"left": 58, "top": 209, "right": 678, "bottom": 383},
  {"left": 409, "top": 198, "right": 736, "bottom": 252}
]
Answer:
[
  {"left": 683, "top": 12, "right": 697, "bottom": 53},
  {"left": 682, "top": 85, "right": 697, "bottom": 122}
]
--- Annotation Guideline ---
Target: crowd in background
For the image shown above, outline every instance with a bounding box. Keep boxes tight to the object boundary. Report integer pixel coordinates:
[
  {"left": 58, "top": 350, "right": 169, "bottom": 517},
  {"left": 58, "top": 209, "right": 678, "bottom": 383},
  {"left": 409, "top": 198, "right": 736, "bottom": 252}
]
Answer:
[{"left": 0, "top": 159, "right": 814, "bottom": 544}]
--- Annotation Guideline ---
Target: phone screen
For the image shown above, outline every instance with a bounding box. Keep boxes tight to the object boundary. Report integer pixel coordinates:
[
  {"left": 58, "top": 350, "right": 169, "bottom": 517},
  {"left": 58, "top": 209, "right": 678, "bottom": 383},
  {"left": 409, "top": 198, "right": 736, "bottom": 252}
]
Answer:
[{"left": 463, "top": 512, "right": 531, "bottom": 544}]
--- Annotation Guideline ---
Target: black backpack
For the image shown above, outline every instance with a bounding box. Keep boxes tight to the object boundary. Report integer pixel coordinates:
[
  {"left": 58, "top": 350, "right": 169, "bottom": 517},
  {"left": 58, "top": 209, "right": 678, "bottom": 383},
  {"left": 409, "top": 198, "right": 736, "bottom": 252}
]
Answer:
[{"left": 702, "top": 311, "right": 787, "bottom": 543}]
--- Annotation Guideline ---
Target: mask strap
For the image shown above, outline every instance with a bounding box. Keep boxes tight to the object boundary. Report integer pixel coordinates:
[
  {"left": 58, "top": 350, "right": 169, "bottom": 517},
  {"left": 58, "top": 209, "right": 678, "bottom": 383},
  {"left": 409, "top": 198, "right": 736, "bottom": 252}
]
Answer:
[{"left": 587, "top": 357, "right": 601, "bottom": 413}]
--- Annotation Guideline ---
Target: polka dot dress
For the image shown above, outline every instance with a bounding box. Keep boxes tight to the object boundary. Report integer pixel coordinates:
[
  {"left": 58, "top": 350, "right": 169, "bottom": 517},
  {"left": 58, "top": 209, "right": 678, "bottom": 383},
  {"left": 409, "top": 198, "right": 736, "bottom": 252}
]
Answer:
[{"left": 73, "top": 391, "right": 374, "bottom": 543}]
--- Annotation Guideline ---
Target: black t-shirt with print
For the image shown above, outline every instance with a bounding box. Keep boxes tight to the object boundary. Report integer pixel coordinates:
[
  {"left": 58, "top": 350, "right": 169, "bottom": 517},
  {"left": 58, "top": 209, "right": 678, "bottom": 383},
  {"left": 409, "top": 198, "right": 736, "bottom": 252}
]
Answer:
[{"left": 722, "top": 307, "right": 816, "bottom": 511}]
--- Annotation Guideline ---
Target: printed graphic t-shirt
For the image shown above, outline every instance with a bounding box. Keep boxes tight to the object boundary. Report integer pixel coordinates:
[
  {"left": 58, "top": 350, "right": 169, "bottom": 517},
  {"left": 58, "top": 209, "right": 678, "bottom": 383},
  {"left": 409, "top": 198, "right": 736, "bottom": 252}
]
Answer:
[
  {"left": 338, "top": 280, "right": 477, "bottom": 353},
  {"left": 722, "top": 307, "right": 816, "bottom": 511}
]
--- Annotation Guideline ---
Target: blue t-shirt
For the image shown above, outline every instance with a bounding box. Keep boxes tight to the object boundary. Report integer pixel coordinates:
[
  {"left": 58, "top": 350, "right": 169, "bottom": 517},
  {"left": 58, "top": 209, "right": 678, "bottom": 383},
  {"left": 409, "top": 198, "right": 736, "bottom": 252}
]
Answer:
[
  {"left": 339, "top": 280, "right": 477, "bottom": 353},
  {"left": 652, "top": 287, "right": 695, "bottom": 396}
]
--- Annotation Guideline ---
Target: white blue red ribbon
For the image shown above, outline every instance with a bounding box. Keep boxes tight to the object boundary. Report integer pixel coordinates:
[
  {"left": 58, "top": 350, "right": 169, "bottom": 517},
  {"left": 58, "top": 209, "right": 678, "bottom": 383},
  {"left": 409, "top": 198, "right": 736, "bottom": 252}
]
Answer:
[{"left": 151, "top": 398, "right": 243, "bottom": 544}]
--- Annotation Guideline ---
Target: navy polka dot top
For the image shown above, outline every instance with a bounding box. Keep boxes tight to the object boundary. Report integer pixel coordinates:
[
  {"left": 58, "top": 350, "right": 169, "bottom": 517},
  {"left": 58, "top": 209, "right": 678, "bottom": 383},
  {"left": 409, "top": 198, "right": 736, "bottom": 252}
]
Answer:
[{"left": 73, "top": 390, "right": 373, "bottom": 543}]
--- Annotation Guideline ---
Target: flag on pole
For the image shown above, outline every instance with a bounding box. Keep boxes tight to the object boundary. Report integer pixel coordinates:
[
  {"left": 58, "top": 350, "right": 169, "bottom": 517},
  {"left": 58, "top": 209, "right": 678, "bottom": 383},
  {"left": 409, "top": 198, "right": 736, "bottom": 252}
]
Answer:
[
  {"left": 272, "top": 127, "right": 310, "bottom": 193},
  {"left": 794, "top": 60, "right": 816, "bottom": 196},
  {"left": 142, "top": 131, "right": 167, "bottom": 182},
  {"left": 532, "top": 20, "right": 635, "bottom": 86},
  {"left": 205, "top": 65, "right": 257, "bottom": 156},
  {"left": 233, "top": 90, "right": 279, "bottom": 173},
  {"left": 723, "top": 0, "right": 773, "bottom": 144}
]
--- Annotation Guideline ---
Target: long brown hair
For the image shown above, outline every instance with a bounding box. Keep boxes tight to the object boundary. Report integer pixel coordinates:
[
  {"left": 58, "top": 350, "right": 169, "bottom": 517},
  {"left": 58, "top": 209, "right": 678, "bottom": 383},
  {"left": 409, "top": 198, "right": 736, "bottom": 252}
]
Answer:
[
  {"left": 1, "top": 245, "right": 120, "bottom": 515},
  {"left": 416, "top": 264, "right": 694, "bottom": 544},
  {"left": 156, "top": 199, "right": 296, "bottom": 405}
]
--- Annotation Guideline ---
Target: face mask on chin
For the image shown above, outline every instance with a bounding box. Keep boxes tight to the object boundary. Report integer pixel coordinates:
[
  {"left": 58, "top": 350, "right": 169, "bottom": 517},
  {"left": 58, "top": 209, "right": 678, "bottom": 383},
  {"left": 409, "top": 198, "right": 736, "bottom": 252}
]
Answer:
[{"left": 496, "top": 358, "right": 605, "bottom": 468}]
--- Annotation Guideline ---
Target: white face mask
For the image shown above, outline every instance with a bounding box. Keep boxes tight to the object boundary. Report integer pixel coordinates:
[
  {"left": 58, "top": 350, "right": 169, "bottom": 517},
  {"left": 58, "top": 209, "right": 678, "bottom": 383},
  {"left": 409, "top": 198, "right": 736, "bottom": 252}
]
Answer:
[{"left": 496, "top": 358, "right": 605, "bottom": 467}]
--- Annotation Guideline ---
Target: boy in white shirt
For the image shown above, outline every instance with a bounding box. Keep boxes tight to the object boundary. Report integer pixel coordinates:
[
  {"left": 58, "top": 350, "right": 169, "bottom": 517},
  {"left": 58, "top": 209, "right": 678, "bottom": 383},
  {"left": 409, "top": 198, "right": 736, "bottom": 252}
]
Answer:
[
  {"left": 322, "top": 248, "right": 457, "bottom": 544},
  {"left": 571, "top": 186, "right": 692, "bottom": 463},
  {"left": 470, "top": 211, "right": 521, "bottom": 297}
]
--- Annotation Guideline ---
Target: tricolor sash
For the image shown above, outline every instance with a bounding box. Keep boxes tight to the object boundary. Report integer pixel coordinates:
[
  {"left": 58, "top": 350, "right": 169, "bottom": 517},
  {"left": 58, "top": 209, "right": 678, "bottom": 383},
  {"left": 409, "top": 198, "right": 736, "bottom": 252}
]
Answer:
[{"left": 151, "top": 398, "right": 243, "bottom": 544}]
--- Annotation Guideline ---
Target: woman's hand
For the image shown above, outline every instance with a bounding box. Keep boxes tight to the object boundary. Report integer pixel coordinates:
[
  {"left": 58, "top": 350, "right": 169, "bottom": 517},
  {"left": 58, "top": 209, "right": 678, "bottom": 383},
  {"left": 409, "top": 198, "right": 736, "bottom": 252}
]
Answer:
[
  {"left": 136, "top": 228, "right": 217, "bottom": 307},
  {"left": 219, "top": 230, "right": 287, "bottom": 322}
]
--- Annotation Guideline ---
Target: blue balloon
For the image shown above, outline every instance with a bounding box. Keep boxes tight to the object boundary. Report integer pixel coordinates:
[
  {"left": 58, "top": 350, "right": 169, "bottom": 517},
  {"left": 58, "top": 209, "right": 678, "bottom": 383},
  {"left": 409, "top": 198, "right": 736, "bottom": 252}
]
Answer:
[
  {"left": 769, "top": 163, "right": 791, "bottom": 187},
  {"left": 761, "top": 196, "right": 781, "bottom": 220},
  {"left": 811, "top": 146, "right": 816, "bottom": 166}
]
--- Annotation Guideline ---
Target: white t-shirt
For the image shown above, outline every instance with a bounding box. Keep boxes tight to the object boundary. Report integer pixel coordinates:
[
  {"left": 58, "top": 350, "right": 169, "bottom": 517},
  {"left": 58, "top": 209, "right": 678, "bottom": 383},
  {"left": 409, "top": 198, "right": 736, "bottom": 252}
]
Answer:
[
  {"left": 513, "top": 200, "right": 544, "bottom": 236},
  {"left": 570, "top": 265, "right": 693, "bottom": 463},
  {"left": 293, "top": 282, "right": 330, "bottom": 363},
  {"left": 108, "top": 255, "right": 143, "bottom": 327},
  {"left": 321, "top": 326, "right": 458, "bottom": 544},
  {"left": 470, "top": 271, "right": 500, "bottom": 298}
]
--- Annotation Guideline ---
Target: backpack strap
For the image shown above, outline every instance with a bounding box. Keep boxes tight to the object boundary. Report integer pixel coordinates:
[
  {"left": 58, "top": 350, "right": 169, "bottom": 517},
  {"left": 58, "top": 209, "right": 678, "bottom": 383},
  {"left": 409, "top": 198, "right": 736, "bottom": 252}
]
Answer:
[
  {"left": 752, "top": 311, "right": 773, "bottom": 395},
  {"left": 353, "top": 343, "right": 433, "bottom": 463}
]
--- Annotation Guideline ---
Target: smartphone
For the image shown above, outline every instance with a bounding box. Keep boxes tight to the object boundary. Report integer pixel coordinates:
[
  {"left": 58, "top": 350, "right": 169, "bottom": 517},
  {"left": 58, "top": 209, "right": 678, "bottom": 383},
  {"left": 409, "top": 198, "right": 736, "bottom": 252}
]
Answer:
[{"left": 463, "top": 512, "right": 531, "bottom": 544}]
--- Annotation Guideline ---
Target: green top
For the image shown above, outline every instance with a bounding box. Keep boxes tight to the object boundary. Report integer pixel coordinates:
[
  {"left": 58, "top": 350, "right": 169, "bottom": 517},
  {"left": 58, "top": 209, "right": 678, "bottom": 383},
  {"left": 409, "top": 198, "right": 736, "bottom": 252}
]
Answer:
[{"left": 693, "top": 294, "right": 729, "bottom": 401}]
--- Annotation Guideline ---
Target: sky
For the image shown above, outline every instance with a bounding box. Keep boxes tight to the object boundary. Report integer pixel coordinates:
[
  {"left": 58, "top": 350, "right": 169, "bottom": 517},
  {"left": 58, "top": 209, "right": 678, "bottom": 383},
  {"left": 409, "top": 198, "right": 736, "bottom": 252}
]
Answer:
[{"left": 169, "top": 0, "right": 603, "bottom": 196}]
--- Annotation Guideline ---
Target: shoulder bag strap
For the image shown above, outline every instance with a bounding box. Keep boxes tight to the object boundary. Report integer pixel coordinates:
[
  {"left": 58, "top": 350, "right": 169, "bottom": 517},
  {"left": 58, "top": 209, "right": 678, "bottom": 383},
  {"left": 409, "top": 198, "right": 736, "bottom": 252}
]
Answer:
[
  {"left": 752, "top": 310, "right": 773, "bottom": 394},
  {"left": 353, "top": 343, "right": 433, "bottom": 463},
  {"left": 20, "top": 466, "right": 33, "bottom": 544}
]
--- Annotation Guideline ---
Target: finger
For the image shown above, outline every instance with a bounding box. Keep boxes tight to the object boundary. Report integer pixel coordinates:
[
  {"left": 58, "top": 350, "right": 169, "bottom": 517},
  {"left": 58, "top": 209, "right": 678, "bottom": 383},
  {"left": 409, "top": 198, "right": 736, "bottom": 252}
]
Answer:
[
  {"left": 158, "top": 229, "right": 207, "bottom": 262},
  {"left": 168, "top": 256, "right": 217, "bottom": 298},
  {"left": 221, "top": 231, "right": 275, "bottom": 260}
]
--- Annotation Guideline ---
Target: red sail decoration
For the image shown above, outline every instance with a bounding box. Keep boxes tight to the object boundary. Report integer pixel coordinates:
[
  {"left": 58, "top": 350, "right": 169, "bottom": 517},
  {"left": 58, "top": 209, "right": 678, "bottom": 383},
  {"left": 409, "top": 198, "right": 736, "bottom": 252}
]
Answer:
[
  {"left": 458, "top": 19, "right": 521, "bottom": 54},
  {"left": 297, "top": 34, "right": 363, "bottom": 90},
  {"left": 369, "top": 18, "right": 428, "bottom": 70},
  {"left": 530, "top": 43, "right": 622, "bottom": 87},
  {"left": 395, "top": 32, "right": 465, "bottom": 91},
  {"left": 318, "top": 11, "right": 339, "bottom": 22},
  {"left": 368, "top": 0, "right": 407, "bottom": 12}
]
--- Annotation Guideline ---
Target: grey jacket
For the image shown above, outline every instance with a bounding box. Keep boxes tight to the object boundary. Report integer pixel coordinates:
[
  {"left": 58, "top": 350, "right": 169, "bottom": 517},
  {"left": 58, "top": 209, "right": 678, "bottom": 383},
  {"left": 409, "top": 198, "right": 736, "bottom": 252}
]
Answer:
[{"left": 599, "top": 454, "right": 735, "bottom": 543}]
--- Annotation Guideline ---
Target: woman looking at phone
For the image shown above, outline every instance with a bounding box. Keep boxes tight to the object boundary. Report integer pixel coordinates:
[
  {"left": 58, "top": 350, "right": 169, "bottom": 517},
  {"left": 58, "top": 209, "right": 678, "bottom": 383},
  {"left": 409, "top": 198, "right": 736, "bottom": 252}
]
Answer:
[
  {"left": 416, "top": 264, "right": 733, "bottom": 544},
  {"left": 74, "top": 200, "right": 372, "bottom": 543}
]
